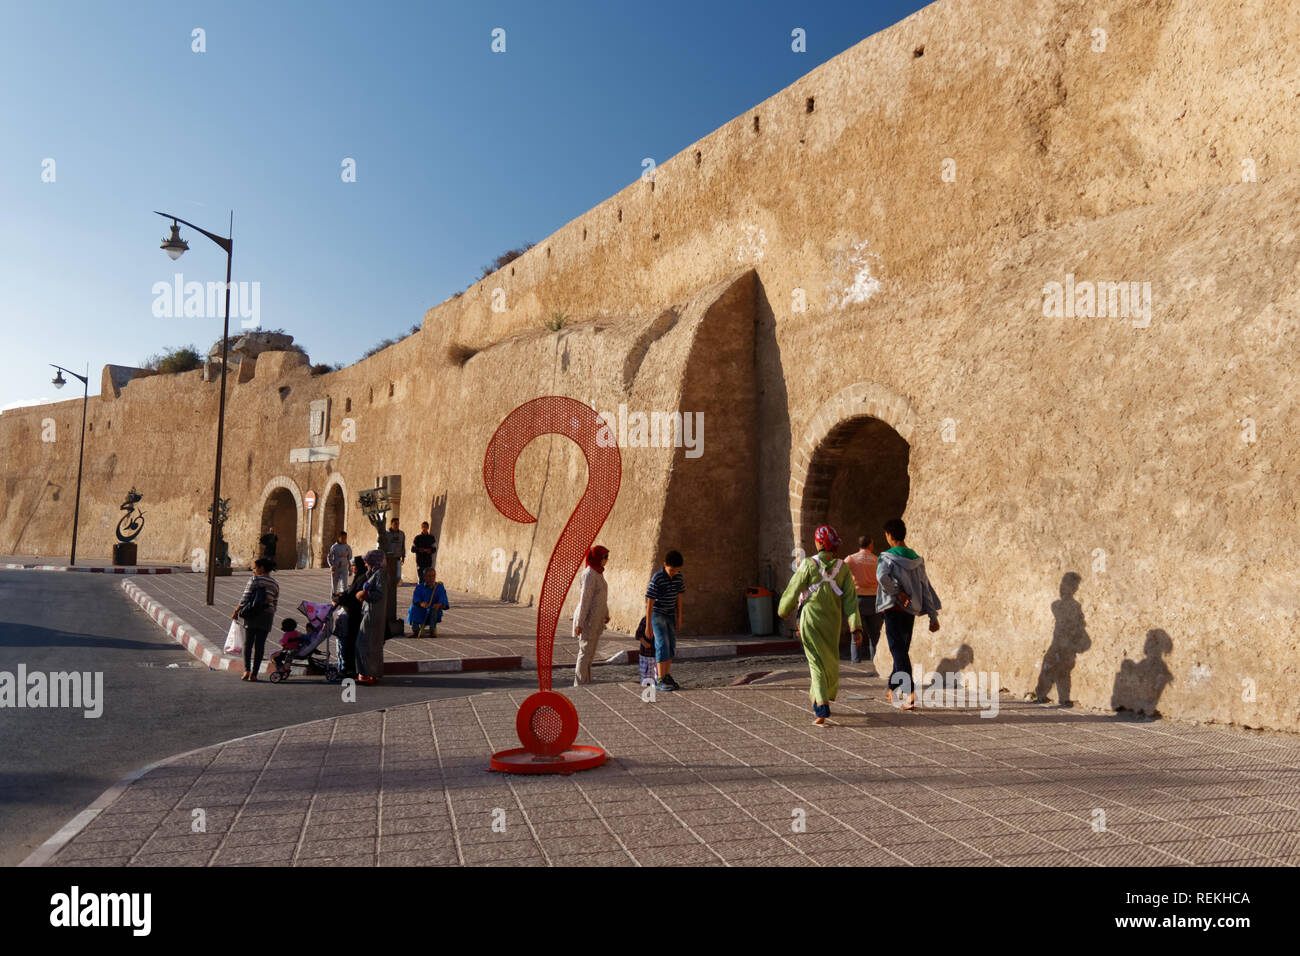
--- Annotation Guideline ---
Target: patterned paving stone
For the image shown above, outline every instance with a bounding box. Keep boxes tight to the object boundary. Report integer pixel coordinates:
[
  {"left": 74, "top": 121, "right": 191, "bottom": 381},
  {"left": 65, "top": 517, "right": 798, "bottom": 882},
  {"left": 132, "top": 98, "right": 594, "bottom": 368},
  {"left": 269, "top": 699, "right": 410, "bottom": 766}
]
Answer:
[{"left": 43, "top": 679, "right": 1300, "bottom": 867}]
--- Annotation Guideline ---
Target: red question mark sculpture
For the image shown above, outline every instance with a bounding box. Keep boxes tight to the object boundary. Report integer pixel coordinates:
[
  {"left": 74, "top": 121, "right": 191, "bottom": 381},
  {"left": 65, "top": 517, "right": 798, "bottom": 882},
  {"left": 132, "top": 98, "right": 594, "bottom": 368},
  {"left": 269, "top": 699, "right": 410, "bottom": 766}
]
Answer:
[{"left": 483, "top": 397, "right": 620, "bottom": 773}]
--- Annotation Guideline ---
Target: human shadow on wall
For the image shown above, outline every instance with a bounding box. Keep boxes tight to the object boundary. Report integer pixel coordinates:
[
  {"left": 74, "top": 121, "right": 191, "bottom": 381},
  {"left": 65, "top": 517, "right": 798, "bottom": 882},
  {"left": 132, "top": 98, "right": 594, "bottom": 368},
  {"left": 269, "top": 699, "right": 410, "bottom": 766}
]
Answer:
[
  {"left": 753, "top": 278, "right": 794, "bottom": 605},
  {"left": 1111, "top": 628, "right": 1174, "bottom": 719},
  {"left": 1032, "top": 572, "right": 1091, "bottom": 706},
  {"left": 927, "top": 643, "right": 974, "bottom": 687},
  {"left": 500, "top": 551, "right": 523, "bottom": 603}
]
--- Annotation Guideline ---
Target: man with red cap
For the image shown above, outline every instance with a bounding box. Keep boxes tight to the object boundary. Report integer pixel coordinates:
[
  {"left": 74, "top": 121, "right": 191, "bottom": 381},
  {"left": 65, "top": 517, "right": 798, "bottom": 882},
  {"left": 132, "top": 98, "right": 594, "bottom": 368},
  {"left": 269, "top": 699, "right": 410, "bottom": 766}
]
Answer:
[{"left": 778, "top": 525, "right": 863, "bottom": 725}]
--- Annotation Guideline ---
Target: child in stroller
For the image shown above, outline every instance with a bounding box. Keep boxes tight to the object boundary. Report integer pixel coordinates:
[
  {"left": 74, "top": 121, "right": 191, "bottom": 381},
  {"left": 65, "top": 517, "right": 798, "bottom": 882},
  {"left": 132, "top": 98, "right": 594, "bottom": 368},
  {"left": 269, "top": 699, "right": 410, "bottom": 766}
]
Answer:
[{"left": 268, "top": 601, "right": 343, "bottom": 683}]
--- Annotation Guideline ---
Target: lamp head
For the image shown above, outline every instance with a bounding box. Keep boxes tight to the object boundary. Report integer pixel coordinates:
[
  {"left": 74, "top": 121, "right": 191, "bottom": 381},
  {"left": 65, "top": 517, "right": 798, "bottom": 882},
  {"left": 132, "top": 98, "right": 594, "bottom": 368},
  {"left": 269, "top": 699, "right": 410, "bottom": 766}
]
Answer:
[
  {"left": 161, "top": 221, "right": 188, "bottom": 260},
  {"left": 52, "top": 370, "right": 66, "bottom": 389}
]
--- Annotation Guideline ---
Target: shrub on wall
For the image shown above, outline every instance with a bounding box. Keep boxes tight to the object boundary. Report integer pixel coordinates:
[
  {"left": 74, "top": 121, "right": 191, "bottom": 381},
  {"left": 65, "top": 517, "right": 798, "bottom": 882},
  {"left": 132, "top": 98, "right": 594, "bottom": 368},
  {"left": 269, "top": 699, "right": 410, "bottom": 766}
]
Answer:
[
  {"left": 479, "top": 242, "right": 534, "bottom": 280},
  {"left": 141, "top": 346, "right": 203, "bottom": 374}
]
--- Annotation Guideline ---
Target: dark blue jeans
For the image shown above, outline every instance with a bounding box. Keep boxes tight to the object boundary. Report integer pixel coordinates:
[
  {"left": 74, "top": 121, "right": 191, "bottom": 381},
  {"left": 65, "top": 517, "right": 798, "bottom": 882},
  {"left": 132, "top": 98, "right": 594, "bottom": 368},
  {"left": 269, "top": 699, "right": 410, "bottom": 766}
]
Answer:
[
  {"left": 853, "top": 596, "right": 883, "bottom": 664},
  {"left": 883, "top": 609, "right": 915, "bottom": 695}
]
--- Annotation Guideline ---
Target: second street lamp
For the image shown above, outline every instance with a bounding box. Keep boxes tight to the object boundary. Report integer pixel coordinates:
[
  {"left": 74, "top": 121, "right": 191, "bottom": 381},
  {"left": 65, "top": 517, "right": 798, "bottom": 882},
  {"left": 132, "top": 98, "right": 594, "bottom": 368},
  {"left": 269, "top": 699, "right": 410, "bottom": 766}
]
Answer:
[
  {"left": 155, "top": 210, "right": 233, "bottom": 606},
  {"left": 50, "top": 363, "right": 89, "bottom": 566}
]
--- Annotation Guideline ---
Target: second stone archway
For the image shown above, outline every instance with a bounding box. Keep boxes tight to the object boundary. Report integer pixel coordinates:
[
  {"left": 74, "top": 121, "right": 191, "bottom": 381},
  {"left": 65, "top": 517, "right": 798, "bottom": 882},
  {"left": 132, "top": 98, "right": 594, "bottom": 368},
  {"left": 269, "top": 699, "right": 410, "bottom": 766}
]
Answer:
[{"left": 789, "top": 383, "right": 917, "bottom": 552}]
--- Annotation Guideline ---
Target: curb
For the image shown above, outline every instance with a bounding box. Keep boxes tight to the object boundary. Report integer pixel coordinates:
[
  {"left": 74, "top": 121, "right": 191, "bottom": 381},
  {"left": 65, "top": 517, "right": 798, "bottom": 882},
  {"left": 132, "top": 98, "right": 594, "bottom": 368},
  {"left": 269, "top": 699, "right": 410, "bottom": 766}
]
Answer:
[
  {"left": 121, "top": 580, "right": 803, "bottom": 678},
  {"left": 120, "top": 579, "right": 267, "bottom": 676},
  {"left": 3, "top": 564, "right": 184, "bottom": 574}
]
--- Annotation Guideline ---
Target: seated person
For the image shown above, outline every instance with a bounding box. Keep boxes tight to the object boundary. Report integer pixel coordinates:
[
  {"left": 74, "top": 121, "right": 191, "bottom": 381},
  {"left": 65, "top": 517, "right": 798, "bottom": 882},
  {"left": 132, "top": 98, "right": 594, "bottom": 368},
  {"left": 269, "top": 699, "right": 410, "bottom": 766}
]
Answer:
[
  {"left": 272, "top": 617, "right": 305, "bottom": 668},
  {"left": 635, "top": 616, "right": 656, "bottom": 686},
  {"left": 408, "top": 568, "right": 450, "bottom": 637}
]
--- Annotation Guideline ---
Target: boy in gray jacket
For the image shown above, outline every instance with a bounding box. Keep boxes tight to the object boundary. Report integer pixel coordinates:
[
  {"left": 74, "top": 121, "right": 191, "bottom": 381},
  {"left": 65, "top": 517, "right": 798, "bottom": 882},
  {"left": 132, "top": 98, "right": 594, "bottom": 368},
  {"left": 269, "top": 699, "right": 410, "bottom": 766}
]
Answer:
[{"left": 876, "top": 518, "right": 942, "bottom": 709}]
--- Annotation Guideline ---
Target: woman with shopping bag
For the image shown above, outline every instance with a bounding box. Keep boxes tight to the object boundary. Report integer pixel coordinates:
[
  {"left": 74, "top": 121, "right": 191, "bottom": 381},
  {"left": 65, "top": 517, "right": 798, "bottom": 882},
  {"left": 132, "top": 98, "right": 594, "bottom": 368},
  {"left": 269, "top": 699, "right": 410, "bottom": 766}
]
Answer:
[{"left": 232, "top": 557, "right": 279, "bottom": 681}]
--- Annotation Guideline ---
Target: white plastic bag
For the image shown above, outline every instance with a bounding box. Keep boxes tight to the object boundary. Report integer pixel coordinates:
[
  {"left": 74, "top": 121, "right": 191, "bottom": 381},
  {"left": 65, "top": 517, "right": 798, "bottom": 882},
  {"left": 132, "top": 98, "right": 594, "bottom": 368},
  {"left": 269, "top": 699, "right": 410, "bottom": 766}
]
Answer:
[{"left": 224, "top": 620, "right": 245, "bottom": 655}]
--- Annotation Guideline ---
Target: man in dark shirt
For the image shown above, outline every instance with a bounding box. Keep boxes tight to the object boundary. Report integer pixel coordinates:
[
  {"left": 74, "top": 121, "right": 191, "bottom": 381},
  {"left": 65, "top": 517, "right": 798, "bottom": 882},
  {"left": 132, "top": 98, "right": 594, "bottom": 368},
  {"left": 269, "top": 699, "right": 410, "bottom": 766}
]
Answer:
[
  {"left": 412, "top": 522, "right": 437, "bottom": 577},
  {"left": 258, "top": 528, "right": 278, "bottom": 571},
  {"left": 644, "top": 550, "right": 685, "bottom": 692}
]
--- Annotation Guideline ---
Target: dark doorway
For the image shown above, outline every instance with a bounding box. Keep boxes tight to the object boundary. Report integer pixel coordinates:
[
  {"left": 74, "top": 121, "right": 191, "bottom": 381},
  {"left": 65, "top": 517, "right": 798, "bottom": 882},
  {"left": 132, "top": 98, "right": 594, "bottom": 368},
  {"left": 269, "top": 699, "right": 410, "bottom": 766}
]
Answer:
[
  {"left": 320, "top": 485, "right": 345, "bottom": 567},
  {"left": 260, "top": 488, "right": 298, "bottom": 570},
  {"left": 801, "top": 416, "right": 910, "bottom": 551}
]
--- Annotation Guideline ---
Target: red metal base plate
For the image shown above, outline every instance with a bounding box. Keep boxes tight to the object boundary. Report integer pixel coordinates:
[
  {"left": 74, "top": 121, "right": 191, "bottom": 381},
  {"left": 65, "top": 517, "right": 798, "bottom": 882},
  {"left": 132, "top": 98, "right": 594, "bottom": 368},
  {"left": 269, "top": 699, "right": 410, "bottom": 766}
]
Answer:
[{"left": 489, "top": 745, "right": 608, "bottom": 774}]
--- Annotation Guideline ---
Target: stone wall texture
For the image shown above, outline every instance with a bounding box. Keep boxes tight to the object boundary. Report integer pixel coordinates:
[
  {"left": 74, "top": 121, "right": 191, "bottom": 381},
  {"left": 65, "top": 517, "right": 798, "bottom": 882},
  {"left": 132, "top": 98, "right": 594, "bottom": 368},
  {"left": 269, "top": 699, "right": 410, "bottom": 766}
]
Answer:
[{"left": 3, "top": 0, "right": 1298, "bottom": 730}]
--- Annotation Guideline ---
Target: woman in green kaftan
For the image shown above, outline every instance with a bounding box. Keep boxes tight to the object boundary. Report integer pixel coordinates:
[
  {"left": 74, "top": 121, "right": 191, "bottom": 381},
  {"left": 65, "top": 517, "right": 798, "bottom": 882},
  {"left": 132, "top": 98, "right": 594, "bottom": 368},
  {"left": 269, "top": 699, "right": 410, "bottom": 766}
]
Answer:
[{"left": 778, "top": 525, "right": 863, "bottom": 725}]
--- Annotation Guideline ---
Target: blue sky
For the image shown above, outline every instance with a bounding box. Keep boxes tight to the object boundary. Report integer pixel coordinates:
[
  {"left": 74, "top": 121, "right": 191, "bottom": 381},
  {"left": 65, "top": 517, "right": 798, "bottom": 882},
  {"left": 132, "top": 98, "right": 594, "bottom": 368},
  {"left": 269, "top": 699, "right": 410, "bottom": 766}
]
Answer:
[{"left": 0, "top": 0, "right": 927, "bottom": 411}]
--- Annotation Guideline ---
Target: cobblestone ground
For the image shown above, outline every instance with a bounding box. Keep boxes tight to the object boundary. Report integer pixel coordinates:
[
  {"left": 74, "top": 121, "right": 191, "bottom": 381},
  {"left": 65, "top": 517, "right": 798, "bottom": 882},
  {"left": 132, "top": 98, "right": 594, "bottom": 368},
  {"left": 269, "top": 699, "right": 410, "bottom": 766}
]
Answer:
[{"left": 43, "top": 669, "right": 1300, "bottom": 867}]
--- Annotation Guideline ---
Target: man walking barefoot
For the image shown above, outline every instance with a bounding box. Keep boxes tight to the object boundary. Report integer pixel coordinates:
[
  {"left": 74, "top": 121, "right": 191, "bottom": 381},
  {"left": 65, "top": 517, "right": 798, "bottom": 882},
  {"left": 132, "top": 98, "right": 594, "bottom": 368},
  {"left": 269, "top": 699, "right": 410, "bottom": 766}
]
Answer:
[{"left": 876, "top": 518, "right": 942, "bottom": 711}]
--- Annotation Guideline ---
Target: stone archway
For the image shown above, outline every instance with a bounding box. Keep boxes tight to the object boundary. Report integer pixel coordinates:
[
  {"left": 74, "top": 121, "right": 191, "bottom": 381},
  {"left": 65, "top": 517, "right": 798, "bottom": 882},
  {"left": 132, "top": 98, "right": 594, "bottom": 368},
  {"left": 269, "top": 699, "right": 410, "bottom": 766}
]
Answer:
[
  {"left": 256, "top": 476, "right": 305, "bottom": 570},
  {"left": 789, "top": 383, "right": 917, "bottom": 551},
  {"left": 319, "top": 476, "right": 347, "bottom": 567}
]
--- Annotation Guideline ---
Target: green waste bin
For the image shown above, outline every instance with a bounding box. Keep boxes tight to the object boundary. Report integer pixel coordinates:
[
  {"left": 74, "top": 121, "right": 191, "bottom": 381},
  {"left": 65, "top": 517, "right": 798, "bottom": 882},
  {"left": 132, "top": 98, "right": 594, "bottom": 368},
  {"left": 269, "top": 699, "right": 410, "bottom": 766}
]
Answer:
[{"left": 746, "top": 587, "right": 774, "bottom": 635}]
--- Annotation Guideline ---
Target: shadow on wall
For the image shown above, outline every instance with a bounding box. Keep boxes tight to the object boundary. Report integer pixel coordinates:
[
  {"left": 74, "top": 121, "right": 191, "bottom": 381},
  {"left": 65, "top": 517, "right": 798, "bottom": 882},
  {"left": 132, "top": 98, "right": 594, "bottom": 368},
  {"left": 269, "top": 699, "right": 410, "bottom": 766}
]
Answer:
[
  {"left": 429, "top": 491, "right": 447, "bottom": 552},
  {"left": 1111, "top": 628, "right": 1174, "bottom": 718},
  {"left": 754, "top": 279, "right": 793, "bottom": 597},
  {"left": 1032, "top": 572, "right": 1092, "bottom": 706},
  {"left": 928, "top": 643, "right": 974, "bottom": 687},
  {"left": 500, "top": 550, "right": 523, "bottom": 603}
]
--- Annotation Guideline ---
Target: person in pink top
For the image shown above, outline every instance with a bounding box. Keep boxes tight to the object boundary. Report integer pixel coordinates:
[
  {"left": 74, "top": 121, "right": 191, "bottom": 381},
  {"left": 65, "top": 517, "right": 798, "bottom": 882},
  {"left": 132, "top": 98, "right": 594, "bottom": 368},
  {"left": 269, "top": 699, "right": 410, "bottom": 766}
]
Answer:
[{"left": 844, "top": 535, "right": 884, "bottom": 671}]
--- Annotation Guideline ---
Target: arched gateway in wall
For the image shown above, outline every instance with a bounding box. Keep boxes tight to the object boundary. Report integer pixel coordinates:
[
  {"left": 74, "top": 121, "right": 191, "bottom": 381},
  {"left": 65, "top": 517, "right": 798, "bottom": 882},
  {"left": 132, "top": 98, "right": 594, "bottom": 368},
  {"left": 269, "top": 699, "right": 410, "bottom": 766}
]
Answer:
[
  {"left": 319, "top": 475, "right": 347, "bottom": 567},
  {"left": 789, "top": 383, "right": 918, "bottom": 550},
  {"left": 256, "top": 476, "right": 305, "bottom": 570}
]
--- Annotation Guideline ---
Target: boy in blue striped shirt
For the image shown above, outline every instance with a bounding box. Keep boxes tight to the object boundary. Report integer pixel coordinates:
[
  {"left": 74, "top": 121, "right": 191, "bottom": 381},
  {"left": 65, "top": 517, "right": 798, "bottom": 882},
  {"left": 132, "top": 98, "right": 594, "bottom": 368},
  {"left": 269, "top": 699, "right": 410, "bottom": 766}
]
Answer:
[{"left": 645, "top": 550, "right": 685, "bottom": 692}]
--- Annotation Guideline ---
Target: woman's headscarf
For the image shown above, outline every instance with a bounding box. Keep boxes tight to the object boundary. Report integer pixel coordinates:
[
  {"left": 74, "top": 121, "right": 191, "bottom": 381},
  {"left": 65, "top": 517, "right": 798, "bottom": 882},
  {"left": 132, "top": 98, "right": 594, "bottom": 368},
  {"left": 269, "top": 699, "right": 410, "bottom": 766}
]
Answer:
[
  {"left": 364, "top": 549, "right": 385, "bottom": 570},
  {"left": 585, "top": 545, "right": 610, "bottom": 573},
  {"left": 814, "top": 525, "right": 841, "bottom": 553}
]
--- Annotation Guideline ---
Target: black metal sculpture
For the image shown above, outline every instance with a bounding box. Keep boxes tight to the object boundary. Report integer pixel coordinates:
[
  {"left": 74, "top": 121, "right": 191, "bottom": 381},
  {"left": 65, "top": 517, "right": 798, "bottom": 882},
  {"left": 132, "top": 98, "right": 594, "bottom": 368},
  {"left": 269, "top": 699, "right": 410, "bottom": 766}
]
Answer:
[
  {"left": 208, "top": 496, "right": 232, "bottom": 574},
  {"left": 116, "top": 488, "right": 145, "bottom": 543}
]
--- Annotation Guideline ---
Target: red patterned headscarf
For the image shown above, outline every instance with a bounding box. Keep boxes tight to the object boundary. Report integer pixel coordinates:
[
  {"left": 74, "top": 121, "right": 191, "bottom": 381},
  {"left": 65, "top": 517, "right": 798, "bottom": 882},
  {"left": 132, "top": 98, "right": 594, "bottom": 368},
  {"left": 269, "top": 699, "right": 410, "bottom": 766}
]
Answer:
[
  {"left": 585, "top": 545, "right": 610, "bottom": 573},
  {"left": 814, "top": 525, "right": 841, "bottom": 552}
]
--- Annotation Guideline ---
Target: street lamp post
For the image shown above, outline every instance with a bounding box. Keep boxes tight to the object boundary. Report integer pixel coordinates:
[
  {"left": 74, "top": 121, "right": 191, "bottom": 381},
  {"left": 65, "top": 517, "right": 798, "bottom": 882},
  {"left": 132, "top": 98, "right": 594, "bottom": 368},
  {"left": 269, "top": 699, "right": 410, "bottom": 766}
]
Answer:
[
  {"left": 50, "top": 363, "right": 89, "bottom": 566},
  {"left": 155, "top": 210, "right": 233, "bottom": 606}
]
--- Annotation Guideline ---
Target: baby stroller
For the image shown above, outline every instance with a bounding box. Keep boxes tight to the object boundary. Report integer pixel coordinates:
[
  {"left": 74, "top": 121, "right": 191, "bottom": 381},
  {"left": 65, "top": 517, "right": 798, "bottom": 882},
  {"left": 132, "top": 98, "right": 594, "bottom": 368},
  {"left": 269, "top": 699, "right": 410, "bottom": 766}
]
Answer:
[{"left": 268, "top": 600, "right": 343, "bottom": 684}]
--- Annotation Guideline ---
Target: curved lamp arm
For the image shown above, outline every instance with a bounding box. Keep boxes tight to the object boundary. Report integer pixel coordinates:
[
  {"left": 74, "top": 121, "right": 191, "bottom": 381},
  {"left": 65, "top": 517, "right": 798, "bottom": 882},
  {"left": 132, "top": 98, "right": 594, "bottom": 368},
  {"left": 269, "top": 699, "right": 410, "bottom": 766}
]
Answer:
[
  {"left": 153, "top": 210, "right": 232, "bottom": 253},
  {"left": 50, "top": 364, "right": 89, "bottom": 386}
]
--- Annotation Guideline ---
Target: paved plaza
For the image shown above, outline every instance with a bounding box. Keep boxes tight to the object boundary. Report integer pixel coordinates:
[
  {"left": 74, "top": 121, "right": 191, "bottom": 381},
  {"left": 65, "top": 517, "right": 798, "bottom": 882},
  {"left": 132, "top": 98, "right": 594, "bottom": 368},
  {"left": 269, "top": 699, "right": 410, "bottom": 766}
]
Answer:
[{"left": 31, "top": 667, "right": 1300, "bottom": 867}]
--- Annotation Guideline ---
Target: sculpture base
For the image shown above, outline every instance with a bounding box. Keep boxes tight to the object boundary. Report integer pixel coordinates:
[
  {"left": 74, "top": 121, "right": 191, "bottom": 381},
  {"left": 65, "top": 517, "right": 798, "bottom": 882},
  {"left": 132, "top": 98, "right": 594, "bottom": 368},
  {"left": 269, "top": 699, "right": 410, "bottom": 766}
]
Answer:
[
  {"left": 112, "top": 543, "right": 137, "bottom": 566},
  {"left": 489, "top": 745, "right": 607, "bottom": 775},
  {"left": 213, "top": 565, "right": 232, "bottom": 577}
]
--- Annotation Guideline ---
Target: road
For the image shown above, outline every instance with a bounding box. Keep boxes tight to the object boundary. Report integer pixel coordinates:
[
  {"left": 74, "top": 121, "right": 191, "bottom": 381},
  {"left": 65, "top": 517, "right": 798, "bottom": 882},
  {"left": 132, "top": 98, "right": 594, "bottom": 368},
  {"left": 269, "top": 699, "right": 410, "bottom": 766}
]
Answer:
[{"left": 0, "top": 570, "right": 535, "bottom": 865}]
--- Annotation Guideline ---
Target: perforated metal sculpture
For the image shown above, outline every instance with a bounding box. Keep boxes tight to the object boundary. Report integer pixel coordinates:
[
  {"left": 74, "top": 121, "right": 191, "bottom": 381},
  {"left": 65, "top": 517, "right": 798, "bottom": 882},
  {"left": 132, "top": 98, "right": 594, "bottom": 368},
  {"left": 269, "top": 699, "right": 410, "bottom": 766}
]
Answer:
[{"left": 483, "top": 397, "right": 621, "bottom": 773}]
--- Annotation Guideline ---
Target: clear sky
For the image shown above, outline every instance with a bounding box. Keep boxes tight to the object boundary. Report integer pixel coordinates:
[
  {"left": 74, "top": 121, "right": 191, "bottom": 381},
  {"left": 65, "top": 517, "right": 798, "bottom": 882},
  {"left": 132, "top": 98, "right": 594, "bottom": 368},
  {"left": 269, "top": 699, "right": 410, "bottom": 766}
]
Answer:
[{"left": 0, "top": 0, "right": 928, "bottom": 411}]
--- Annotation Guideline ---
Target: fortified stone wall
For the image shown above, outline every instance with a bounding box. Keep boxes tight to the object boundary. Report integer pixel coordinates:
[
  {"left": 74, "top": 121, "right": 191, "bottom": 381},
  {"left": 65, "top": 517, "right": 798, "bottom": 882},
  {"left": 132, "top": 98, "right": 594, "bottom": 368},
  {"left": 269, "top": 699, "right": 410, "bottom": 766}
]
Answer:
[{"left": 2, "top": 0, "right": 1298, "bottom": 730}]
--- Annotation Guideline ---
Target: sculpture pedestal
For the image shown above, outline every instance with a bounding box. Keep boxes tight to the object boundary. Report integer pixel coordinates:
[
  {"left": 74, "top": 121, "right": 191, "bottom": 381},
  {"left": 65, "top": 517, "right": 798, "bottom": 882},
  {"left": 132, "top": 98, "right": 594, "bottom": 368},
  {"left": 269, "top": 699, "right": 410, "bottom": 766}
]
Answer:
[{"left": 112, "top": 543, "right": 137, "bottom": 566}]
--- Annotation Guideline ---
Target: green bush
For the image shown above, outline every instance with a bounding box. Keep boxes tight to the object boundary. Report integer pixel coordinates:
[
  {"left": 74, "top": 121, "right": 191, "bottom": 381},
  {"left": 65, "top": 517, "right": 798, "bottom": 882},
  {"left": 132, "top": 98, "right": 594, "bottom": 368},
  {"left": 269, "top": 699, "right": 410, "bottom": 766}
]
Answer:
[{"left": 141, "top": 346, "right": 203, "bottom": 374}]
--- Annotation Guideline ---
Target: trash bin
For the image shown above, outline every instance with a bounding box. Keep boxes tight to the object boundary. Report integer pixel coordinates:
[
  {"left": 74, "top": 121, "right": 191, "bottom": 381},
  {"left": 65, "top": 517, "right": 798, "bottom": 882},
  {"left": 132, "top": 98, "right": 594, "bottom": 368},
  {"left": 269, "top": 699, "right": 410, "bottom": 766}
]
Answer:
[{"left": 746, "top": 586, "right": 775, "bottom": 636}]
